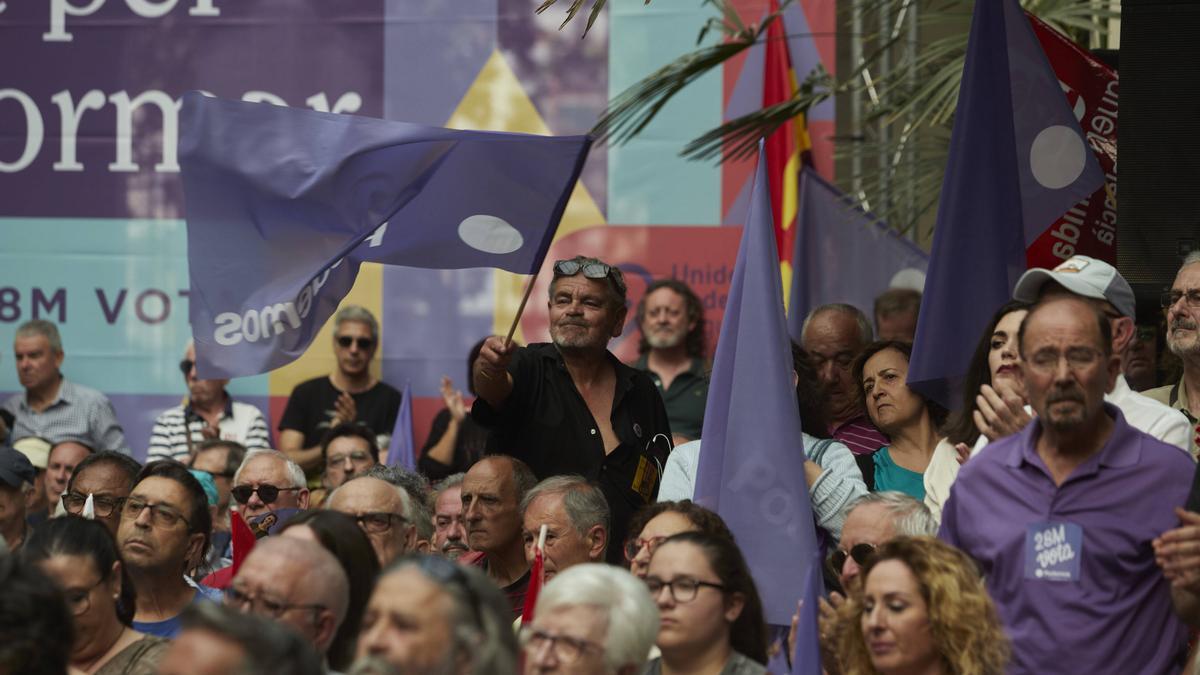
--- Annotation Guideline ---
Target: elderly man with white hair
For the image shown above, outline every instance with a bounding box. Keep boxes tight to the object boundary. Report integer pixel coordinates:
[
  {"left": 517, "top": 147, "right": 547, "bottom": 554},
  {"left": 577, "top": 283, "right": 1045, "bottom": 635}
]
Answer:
[
  {"left": 520, "top": 475, "right": 609, "bottom": 583},
  {"left": 227, "top": 536, "right": 349, "bottom": 669},
  {"left": 328, "top": 475, "right": 417, "bottom": 566},
  {"left": 521, "top": 563, "right": 659, "bottom": 675},
  {"left": 230, "top": 449, "right": 310, "bottom": 526}
]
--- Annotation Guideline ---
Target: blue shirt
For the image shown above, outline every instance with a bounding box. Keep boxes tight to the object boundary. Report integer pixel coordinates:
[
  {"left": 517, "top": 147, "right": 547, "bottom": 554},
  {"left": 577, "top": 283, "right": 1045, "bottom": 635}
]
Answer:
[
  {"left": 872, "top": 446, "right": 925, "bottom": 499},
  {"left": 132, "top": 583, "right": 221, "bottom": 639},
  {"left": 940, "top": 404, "right": 1193, "bottom": 675}
]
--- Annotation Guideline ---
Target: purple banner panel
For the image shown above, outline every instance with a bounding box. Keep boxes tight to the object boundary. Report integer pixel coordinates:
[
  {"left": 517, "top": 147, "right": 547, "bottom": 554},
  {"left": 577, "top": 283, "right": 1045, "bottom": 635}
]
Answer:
[{"left": 0, "top": 0, "right": 384, "bottom": 219}]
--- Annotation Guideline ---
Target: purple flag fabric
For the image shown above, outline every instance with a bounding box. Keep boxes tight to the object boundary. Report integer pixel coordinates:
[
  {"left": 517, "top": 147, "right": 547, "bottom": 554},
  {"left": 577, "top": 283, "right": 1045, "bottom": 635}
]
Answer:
[
  {"left": 693, "top": 147, "right": 820, "bottom": 630},
  {"left": 179, "top": 92, "right": 590, "bottom": 378},
  {"left": 906, "top": 0, "right": 1104, "bottom": 407},
  {"left": 786, "top": 168, "right": 929, "bottom": 342},
  {"left": 762, "top": 551, "right": 824, "bottom": 675},
  {"left": 387, "top": 381, "right": 415, "bottom": 470}
]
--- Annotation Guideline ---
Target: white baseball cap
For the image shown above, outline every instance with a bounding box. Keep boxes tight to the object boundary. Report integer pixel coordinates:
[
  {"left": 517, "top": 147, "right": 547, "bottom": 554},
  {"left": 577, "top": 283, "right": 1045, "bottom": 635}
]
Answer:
[{"left": 1012, "top": 255, "right": 1135, "bottom": 318}]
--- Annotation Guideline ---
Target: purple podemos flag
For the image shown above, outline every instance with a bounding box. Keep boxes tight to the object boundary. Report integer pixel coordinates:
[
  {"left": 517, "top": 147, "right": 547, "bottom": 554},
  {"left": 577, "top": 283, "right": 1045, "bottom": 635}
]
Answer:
[
  {"left": 786, "top": 168, "right": 929, "bottom": 343},
  {"left": 179, "top": 92, "right": 590, "bottom": 378},
  {"left": 694, "top": 147, "right": 820, "bottom": 657},
  {"left": 906, "top": 0, "right": 1103, "bottom": 408},
  {"left": 387, "top": 381, "right": 415, "bottom": 470}
]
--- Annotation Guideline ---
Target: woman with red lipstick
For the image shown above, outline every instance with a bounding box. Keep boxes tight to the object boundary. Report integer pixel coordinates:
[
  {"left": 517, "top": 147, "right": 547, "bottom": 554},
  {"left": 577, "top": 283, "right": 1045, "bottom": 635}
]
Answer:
[
  {"left": 924, "top": 301, "right": 1031, "bottom": 523},
  {"left": 642, "top": 531, "right": 767, "bottom": 675},
  {"left": 836, "top": 536, "right": 1008, "bottom": 675}
]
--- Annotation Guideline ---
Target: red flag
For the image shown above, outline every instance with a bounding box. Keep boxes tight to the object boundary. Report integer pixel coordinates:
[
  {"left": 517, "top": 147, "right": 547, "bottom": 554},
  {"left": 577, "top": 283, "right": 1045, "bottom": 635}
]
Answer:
[
  {"left": 229, "top": 510, "right": 257, "bottom": 577},
  {"left": 520, "top": 525, "right": 547, "bottom": 624},
  {"left": 763, "top": 0, "right": 814, "bottom": 302}
]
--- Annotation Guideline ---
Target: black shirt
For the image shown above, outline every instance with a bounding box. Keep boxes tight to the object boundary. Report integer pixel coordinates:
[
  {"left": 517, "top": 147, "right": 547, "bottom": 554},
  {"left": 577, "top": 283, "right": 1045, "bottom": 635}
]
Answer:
[
  {"left": 472, "top": 343, "right": 672, "bottom": 563},
  {"left": 278, "top": 376, "right": 402, "bottom": 449},
  {"left": 417, "top": 408, "right": 490, "bottom": 481}
]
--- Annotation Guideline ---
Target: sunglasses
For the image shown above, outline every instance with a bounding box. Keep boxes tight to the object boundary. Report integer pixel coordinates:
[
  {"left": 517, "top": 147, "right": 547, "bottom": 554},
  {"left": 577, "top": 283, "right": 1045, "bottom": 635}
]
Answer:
[
  {"left": 231, "top": 484, "right": 302, "bottom": 505},
  {"left": 552, "top": 258, "right": 627, "bottom": 295},
  {"left": 179, "top": 359, "right": 194, "bottom": 377},
  {"left": 829, "top": 543, "right": 876, "bottom": 574},
  {"left": 336, "top": 335, "right": 376, "bottom": 351}
]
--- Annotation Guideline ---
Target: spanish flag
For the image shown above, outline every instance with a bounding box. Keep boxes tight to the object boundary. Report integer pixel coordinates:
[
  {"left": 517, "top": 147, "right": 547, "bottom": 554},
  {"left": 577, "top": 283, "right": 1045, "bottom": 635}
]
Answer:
[{"left": 763, "top": 0, "right": 814, "bottom": 304}]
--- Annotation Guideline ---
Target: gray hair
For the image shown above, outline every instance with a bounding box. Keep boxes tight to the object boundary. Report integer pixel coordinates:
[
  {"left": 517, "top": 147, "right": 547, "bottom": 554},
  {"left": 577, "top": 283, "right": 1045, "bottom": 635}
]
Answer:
[
  {"left": 520, "top": 475, "right": 609, "bottom": 542},
  {"left": 845, "top": 491, "right": 937, "bottom": 537},
  {"left": 179, "top": 602, "right": 324, "bottom": 675},
  {"left": 534, "top": 563, "right": 659, "bottom": 674},
  {"left": 365, "top": 465, "right": 432, "bottom": 543},
  {"left": 1183, "top": 251, "right": 1200, "bottom": 269},
  {"left": 233, "top": 449, "right": 306, "bottom": 490},
  {"left": 334, "top": 305, "right": 380, "bottom": 341},
  {"left": 433, "top": 472, "right": 466, "bottom": 498},
  {"left": 800, "top": 303, "right": 874, "bottom": 346},
  {"left": 15, "top": 320, "right": 63, "bottom": 354}
]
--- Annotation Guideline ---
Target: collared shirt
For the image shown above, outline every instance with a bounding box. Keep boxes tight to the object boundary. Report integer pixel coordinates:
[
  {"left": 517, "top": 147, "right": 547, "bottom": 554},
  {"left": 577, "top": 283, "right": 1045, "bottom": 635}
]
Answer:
[
  {"left": 830, "top": 413, "right": 888, "bottom": 456},
  {"left": 1, "top": 378, "right": 127, "bottom": 453},
  {"left": 632, "top": 354, "right": 708, "bottom": 440},
  {"left": 1108, "top": 375, "right": 1191, "bottom": 453},
  {"left": 463, "top": 552, "right": 531, "bottom": 620},
  {"left": 472, "top": 343, "right": 672, "bottom": 563},
  {"left": 147, "top": 397, "right": 271, "bottom": 462},
  {"left": 940, "top": 404, "right": 1193, "bottom": 675},
  {"left": 1146, "top": 377, "right": 1199, "bottom": 457}
]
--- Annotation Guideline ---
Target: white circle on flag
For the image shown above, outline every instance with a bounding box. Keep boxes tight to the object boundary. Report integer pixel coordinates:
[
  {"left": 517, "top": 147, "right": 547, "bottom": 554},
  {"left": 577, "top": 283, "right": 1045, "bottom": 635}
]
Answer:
[
  {"left": 458, "top": 215, "right": 523, "bottom": 254},
  {"left": 1030, "top": 125, "right": 1088, "bottom": 189}
]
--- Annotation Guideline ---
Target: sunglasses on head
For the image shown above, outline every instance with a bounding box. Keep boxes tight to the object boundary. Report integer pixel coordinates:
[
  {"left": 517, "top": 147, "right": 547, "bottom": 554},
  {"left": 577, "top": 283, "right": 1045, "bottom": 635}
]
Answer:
[
  {"left": 829, "top": 543, "right": 876, "bottom": 574},
  {"left": 231, "top": 484, "right": 301, "bottom": 505},
  {"left": 552, "top": 258, "right": 627, "bottom": 295},
  {"left": 336, "top": 336, "right": 375, "bottom": 351}
]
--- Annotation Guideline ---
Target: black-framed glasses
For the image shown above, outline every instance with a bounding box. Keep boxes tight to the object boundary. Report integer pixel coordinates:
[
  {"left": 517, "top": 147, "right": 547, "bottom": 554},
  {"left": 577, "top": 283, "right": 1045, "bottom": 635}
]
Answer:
[
  {"left": 644, "top": 576, "right": 726, "bottom": 603},
  {"left": 65, "top": 577, "right": 108, "bottom": 617},
  {"left": 519, "top": 626, "right": 604, "bottom": 664},
  {"left": 829, "top": 543, "right": 876, "bottom": 574},
  {"left": 224, "top": 586, "right": 326, "bottom": 619},
  {"left": 552, "top": 257, "right": 627, "bottom": 295},
  {"left": 335, "top": 335, "right": 375, "bottom": 351},
  {"left": 624, "top": 535, "right": 668, "bottom": 562},
  {"left": 353, "top": 511, "right": 407, "bottom": 534},
  {"left": 230, "top": 484, "right": 301, "bottom": 506},
  {"left": 179, "top": 359, "right": 195, "bottom": 377},
  {"left": 62, "top": 492, "right": 125, "bottom": 518},
  {"left": 122, "top": 497, "right": 191, "bottom": 529},
  {"left": 326, "top": 451, "right": 373, "bottom": 469},
  {"left": 1162, "top": 289, "right": 1200, "bottom": 310}
]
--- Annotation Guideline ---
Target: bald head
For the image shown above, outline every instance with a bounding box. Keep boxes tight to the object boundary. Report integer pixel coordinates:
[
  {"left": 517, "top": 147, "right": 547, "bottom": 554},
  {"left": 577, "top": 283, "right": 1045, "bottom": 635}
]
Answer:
[{"left": 231, "top": 536, "right": 349, "bottom": 655}]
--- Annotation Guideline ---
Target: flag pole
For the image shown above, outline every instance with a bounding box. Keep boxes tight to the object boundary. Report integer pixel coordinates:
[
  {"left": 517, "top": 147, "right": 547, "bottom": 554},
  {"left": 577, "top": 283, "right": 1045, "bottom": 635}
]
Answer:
[{"left": 503, "top": 272, "right": 539, "bottom": 349}]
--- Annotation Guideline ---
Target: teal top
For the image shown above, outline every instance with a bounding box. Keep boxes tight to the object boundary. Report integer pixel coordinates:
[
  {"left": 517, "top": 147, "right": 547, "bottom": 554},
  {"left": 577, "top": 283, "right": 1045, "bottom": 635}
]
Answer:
[{"left": 872, "top": 446, "right": 925, "bottom": 500}]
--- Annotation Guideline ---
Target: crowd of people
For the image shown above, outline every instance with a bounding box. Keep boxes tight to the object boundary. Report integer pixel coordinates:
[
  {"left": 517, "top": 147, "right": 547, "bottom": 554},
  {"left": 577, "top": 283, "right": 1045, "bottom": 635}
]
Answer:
[{"left": 3, "top": 251, "right": 1200, "bottom": 674}]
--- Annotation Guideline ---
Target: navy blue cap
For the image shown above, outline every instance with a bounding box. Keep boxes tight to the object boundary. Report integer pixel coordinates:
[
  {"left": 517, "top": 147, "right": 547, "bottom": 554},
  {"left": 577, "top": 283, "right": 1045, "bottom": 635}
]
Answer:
[{"left": 0, "top": 445, "right": 37, "bottom": 488}]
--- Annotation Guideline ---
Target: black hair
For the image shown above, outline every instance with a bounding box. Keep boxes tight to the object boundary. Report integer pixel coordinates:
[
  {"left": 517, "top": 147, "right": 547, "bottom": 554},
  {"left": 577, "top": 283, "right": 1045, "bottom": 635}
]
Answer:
[
  {"left": 319, "top": 422, "right": 380, "bottom": 464},
  {"left": 132, "top": 460, "right": 213, "bottom": 569},
  {"left": 791, "top": 342, "right": 831, "bottom": 438},
  {"left": 280, "top": 510, "right": 381, "bottom": 671},
  {"left": 0, "top": 554, "right": 75, "bottom": 675},
  {"left": 943, "top": 300, "right": 1031, "bottom": 445},
  {"left": 67, "top": 451, "right": 141, "bottom": 493},
  {"left": 194, "top": 439, "right": 248, "bottom": 478},
  {"left": 21, "top": 515, "right": 138, "bottom": 626},
  {"left": 851, "top": 340, "right": 950, "bottom": 430}
]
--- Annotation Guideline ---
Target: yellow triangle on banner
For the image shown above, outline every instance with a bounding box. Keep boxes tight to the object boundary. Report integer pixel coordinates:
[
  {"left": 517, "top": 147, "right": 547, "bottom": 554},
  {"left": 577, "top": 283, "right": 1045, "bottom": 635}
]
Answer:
[{"left": 446, "top": 50, "right": 606, "bottom": 343}]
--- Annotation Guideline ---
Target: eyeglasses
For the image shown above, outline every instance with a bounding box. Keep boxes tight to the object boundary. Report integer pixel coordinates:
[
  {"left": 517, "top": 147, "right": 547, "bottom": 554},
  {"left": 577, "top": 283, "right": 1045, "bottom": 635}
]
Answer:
[
  {"left": 353, "top": 511, "right": 407, "bottom": 534},
  {"left": 624, "top": 535, "right": 668, "bottom": 562},
  {"left": 644, "top": 576, "right": 726, "bottom": 603},
  {"left": 335, "top": 335, "right": 375, "bottom": 351},
  {"left": 122, "top": 497, "right": 192, "bottom": 529},
  {"left": 1161, "top": 289, "right": 1200, "bottom": 310},
  {"left": 65, "top": 577, "right": 108, "bottom": 617},
  {"left": 224, "top": 586, "right": 325, "bottom": 619},
  {"left": 179, "top": 359, "right": 195, "bottom": 377},
  {"left": 230, "top": 484, "right": 302, "bottom": 505},
  {"left": 1026, "top": 347, "right": 1104, "bottom": 374},
  {"left": 519, "top": 626, "right": 604, "bottom": 664},
  {"left": 326, "top": 451, "right": 373, "bottom": 469},
  {"left": 552, "top": 258, "right": 627, "bottom": 295},
  {"left": 829, "top": 543, "right": 876, "bottom": 574},
  {"left": 62, "top": 492, "right": 126, "bottom": 518}
]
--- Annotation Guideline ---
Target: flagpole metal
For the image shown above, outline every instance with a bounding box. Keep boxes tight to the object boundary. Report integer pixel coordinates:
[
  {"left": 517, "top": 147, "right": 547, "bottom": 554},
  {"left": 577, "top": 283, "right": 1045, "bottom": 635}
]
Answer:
[{"left": 504, "top": 272, "right": 539, "bottom": 349}]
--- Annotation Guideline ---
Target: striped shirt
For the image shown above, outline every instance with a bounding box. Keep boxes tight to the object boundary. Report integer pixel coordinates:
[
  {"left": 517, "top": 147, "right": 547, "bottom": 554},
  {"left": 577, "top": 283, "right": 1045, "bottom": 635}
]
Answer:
[
  {"left": 831, "top": 413, "right": 889, "bottom": 456},
  {"left": 148, "top": 398, "right": 270, "bottom": 462},
  {"left": 2, "top": 379, "right": 128, "bottom": 454}
]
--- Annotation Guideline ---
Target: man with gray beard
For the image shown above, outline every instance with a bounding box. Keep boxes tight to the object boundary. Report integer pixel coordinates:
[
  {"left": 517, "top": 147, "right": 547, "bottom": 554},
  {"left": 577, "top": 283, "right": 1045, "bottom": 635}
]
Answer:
[
  {"left": 1147, "top": 251, "right": 1200, "bottom": 455},
  {"left": 632, "top": 279, "right": 709, "bottom": 444}
]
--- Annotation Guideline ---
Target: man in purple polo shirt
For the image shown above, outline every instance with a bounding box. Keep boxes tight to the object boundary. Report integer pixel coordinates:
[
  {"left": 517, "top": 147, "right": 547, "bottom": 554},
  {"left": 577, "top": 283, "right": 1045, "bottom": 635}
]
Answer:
[{"left": 940, "top": 296, "right": 1195, "bottom": 674}]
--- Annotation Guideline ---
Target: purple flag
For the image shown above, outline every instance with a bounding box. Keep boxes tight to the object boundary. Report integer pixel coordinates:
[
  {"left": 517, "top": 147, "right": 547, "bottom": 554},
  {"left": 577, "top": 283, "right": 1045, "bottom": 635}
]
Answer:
[
  {"left": 387, "top": 381, "right": 415, "bottom": 470},
  {"left": 693, "top": 147, "right": 820, "bottom": 632},
  {"left": 906, "top": 0, "right": 1104, "bottom": 407},
  {"left": 763, "top": 551, "right": 824, "bottom": 675},
  {"left": 786, "top": 168, "right": 929, "bottom": 342},
  {"left": 179, "top": 93, "right": 590, "bottom": 378}
]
